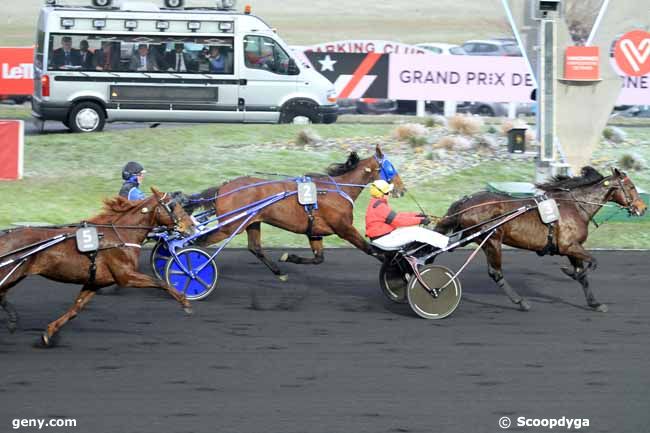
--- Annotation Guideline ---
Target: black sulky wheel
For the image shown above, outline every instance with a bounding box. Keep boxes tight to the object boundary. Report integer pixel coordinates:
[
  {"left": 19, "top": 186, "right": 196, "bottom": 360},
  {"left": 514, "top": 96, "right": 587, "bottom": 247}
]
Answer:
[
  {"left": 379, "top": 257, "right": 410, "bottom": 304},
  {"left": 407, "top": 265, "right": 462, "bottom": 319},
  {"left": 150, "top": 241, "right": 171, "bottom": 280}
]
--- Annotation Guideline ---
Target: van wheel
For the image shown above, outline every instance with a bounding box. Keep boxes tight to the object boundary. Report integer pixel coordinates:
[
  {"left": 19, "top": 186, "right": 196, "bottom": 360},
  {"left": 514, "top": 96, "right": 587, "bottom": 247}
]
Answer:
[
  {"left": 280, "top": 100, "right": 321, "bottom": 124},
  {"left": 68, "top": 102, "right": 106, "bottom": 133}
]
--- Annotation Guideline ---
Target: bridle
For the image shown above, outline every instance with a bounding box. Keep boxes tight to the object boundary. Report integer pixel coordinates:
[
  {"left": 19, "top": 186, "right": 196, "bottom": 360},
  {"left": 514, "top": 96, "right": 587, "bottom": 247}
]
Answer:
[{"left": 154, "top": 193, "right": 181, "bottom": 229}]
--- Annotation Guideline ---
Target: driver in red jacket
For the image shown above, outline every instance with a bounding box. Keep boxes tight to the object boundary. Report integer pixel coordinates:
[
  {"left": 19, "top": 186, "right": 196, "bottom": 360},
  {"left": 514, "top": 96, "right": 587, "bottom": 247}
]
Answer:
[{"left": 366, "top": 180, "right": 448, "bottom": 250}]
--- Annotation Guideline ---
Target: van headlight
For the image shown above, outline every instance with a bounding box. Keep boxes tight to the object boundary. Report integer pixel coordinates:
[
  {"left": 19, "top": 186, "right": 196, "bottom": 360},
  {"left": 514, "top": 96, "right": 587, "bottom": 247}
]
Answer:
[{"left": 326, "top": 89, "right": 338, "bottom": 103}]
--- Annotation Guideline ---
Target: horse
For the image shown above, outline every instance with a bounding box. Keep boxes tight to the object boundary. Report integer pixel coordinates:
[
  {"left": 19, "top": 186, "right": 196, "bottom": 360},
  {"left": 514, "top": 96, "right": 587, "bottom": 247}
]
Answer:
[
  {"left": 0, "top": 188, "right": 196, "bottom": 346},
  {"left": 182, "top": 145, "right": 406, "bottom": 279},
  {"left": 435, "top": 167, "right": 647, "bottom": 312}
]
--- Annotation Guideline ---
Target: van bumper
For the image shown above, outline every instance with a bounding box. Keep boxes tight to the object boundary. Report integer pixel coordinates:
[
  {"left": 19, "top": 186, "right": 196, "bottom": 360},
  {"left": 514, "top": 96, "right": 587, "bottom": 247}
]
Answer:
[
  {"left": 319, "top": 104, "right": 338, "bottom": 124},
  {"left": 31, "top": 99, "right": 70, "bottom": 122}
]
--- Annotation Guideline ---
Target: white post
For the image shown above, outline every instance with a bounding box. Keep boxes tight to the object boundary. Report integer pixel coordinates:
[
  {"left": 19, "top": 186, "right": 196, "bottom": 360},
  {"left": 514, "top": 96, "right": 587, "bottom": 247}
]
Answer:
[
  {"left": 507, "top": 102, "right": 517, "bottom": 119},
  {"left": 416, "top": 100, "right": 426, "bottom": 117},
  {"left": 444, "top": 101, "right": 457, "bottom": 117}
]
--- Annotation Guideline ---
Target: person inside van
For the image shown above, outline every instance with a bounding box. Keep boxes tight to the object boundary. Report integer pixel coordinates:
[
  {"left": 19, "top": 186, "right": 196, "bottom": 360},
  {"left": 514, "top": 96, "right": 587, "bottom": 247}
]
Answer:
[
  {"left": 79, "top": 40, "right": 94, "bottom": 70},
  {"left": 130, "top": 44, "right": 159, "bottom": 72},
  {"left": 166, "top": 43, "right": 194, "bottom": 73},
  {"left": 94, "top": 41, "right": 120, "bottom": 71},
  {"left": 206, "top": 46, "right": 225, "bottom": 73},
  {"left": 51, "top": 36, "right": 81, "bottom": 69}
]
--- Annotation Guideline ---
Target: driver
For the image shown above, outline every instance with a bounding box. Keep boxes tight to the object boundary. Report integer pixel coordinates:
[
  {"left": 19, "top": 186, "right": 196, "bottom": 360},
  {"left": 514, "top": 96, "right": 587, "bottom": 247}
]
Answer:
[
  {"left": 119, "top": 161, "right": 147, "bottom": 200},
  {"left": 365, "top": 180, "right": 449, "bottom": 250}
]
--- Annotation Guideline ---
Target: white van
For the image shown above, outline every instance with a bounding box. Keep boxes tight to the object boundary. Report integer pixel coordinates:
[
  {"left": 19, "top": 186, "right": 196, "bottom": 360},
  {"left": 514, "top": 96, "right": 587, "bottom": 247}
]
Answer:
[{"left": 32, "top": 0, "right": 338, "bottom": 132}]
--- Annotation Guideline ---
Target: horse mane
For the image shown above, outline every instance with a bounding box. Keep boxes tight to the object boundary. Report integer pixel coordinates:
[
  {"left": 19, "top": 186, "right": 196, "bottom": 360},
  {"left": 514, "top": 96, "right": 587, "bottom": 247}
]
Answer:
[
  {"left": 88, "top": 196, "right": 150, "bottom": 222},
  {"left": 536, "top": 166, "right": 604, "bottom": 191},
  {"left": 326, "top": 152, "right": 360, "bottom": 177}
]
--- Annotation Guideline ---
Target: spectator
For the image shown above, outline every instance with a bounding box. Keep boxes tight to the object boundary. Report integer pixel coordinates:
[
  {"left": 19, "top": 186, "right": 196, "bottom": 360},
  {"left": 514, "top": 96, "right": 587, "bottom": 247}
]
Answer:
[
  {"left": 51, "top": 36, "right": 81, "bottom": 69},
  {"left": 94, "top": 41, "right": 120, "bottom": 71},
  {"left": 129, "top": 44, "right": 159, "bottom": 72},
  {"left": 165, "top": 43, "right": 194, "bottom": 72},
  {"left": 205, "top": 46, "right": 225, "bottom": 73},
  {"left": 79, "top": 40, "right": 94, "bottom": 69}
]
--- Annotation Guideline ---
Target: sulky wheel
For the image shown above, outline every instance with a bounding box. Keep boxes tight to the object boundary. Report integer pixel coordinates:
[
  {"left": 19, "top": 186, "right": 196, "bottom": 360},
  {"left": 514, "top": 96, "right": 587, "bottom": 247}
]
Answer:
[
  {"left": 379, "top": 257, "right": 410, "bottom": 304},
  {"left": 407, "top": 265, "right": 462, "bottom": 320},
  {"left": 150, "top": 241, "right": 171, "bottom": 280},
  {"left": 164, "top": 247, "right": 218, "bottom": 301}
]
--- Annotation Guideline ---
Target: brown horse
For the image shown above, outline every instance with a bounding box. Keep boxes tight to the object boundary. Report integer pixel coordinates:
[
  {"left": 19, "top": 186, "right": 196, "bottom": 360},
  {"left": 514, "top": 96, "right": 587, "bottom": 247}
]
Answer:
[
  {"left": 0, "top": 188, "right": 196, "bottom": 346},
  {"left": 183, "top": 145, "right": 406, "bottom": 279},
  {"left": 435, "top": 167, "right": 647, "bottom": 312}
]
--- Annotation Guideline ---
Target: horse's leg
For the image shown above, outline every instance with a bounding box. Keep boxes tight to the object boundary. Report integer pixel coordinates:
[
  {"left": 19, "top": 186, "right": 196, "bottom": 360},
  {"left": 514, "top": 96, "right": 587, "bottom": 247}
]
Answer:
[
  {"left": 483, "top": 238, "right": 531, "bottom": 311},
  {"left": 562, "top": 247, "right": 607, "bottom": 312},
  {"left": 0, "top": 275, "right": 27, "bottom": 333},
  {"left": 110, "top": 266, "right": 192, "bottom": 314},
  {"left": 246, "top": 222, "right": 288, "bottom": 281},
  {"left": 41, "top": 286, "right": 96, "bottom": 347},
  {"left": 281, "top": 237, "right": 325, "bottom": 265}
]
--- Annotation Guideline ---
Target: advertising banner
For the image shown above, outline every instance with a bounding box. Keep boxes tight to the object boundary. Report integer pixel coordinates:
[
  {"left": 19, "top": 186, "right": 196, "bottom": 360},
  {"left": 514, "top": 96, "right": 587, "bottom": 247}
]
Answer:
[
  {"left": 0, "top": 47, "right": 34, "bottom": 96},
  {"left": 0, "top": 120, "right": 24, "bottom": 180}
]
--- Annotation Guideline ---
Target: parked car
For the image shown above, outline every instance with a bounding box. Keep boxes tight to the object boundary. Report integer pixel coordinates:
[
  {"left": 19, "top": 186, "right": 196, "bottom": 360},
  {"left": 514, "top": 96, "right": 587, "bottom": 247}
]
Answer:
[
  {"left": 461, "top": 38, "right": 522, "bottom": 56},
  {"left": 0, "top": 95, "right": 31, "bottom": 105},
  {"left": 337, "top": 98, "right": 398, "bottom": 115},
  {"left": 415, "top": 42, "right": 466, "bottom": 55},
  {"left": 457, "top": 101, "right": 535, "bottom": 117}
]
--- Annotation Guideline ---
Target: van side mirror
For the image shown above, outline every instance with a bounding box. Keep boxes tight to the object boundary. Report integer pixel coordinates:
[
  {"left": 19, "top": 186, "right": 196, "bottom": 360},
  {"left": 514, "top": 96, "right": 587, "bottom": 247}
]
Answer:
[{"left": 288, "top": 58, "right": 299, "bottom": 75}]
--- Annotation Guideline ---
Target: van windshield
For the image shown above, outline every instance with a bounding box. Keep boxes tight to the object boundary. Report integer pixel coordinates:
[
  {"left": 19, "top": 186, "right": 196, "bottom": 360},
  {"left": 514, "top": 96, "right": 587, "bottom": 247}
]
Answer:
[{"left": 47, "top": 34, "right": 234, "bottom": 74}]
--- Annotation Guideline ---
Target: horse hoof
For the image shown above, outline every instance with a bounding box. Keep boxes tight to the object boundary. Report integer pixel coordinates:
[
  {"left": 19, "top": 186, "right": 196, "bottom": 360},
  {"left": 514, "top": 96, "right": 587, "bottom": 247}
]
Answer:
[
  {"left": 279, "top": 253, "right": 289, "bottom": 263},
  {"left": 518, "top": 299, "right": 532, "bottom": 311},
  {"left": 40, "top": 332, "right": 56, "bottom": 348},
  {"left": 183, "top": 306, "right": 193, "bottom": 315},
  {"left": 592, "top": 303, "right": 608, "bottom": 313},
  {"left": 7, "top": 322, "right": 17, "bottom": 334},
  {"left": 278, "top": 274, "right": 289, "bottom": 282}
]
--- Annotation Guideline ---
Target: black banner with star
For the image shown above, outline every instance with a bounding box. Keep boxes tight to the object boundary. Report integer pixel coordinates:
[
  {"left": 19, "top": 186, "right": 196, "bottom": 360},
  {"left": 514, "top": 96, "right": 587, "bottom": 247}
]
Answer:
[{"left": 304, "top": 52, "right": 389, "bottom": 98}]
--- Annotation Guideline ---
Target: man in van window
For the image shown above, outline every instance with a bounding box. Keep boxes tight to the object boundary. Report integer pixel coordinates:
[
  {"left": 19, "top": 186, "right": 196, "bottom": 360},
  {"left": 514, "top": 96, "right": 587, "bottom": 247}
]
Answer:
[
  {"left": 94, "top": 41, "right": 119, "bottom": 71},
  {"left": 130, "top": 44, "right": 159, "bottom": 72},
  {"left": 51, "top": 36, "right": 81, "bottom": 69},
  {"left": 79, "top": 40, "right": 94, "bottom": 69},
  {"left": 166, "top": 43, "right": 194, "bottom": 73},
  {"left": 205, "top": 46, "right": 225, "bottom": 73}
]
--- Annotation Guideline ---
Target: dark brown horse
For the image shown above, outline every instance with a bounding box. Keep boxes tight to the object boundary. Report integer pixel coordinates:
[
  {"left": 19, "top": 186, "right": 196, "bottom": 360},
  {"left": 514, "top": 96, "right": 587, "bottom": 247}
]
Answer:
[
  {"left": 0, "top": 188, "right": 196, "bottom": 346},
  {"left": 183, "top": 145, "right": 406, "bottom": 279},
  {"left": 435, "top": 167, "right": 647, "bottom": 312}
]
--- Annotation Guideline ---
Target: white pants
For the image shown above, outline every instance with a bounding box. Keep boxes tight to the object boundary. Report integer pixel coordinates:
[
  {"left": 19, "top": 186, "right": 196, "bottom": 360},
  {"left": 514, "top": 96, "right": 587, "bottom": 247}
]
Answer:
[{"left": 372, "top": 226, "right": 449, "bottom": 250}]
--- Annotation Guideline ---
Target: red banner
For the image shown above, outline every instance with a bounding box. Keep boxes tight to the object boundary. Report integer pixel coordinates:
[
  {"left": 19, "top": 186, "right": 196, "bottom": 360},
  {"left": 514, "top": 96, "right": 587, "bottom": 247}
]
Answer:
[
  {"left": 564, "top": 46, "right": 600, "bottom": 80},
  {"left": 0, "top": 120, "right": 24, "bottom": 180},
  {"left": 0, "top": 47, "right": 34, "bottom": 96}
]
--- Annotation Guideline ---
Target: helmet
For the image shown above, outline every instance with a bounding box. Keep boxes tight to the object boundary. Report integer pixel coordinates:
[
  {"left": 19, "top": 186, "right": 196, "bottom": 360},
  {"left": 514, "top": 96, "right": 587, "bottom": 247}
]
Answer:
[
  {"left": 122, "top": 161, "right": 146, "bottom": 180},
  {"left": 370, "top": 180, "right": 394, "bottom": 198}
]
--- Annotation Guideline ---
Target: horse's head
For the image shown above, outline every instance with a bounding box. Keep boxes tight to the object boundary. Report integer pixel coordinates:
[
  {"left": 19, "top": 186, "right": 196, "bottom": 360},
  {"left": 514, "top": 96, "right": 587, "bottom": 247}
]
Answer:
[
  {"left": 368, "top": 144, "right": 406, "bottom": 198},
  {"left": 150, "top": 187, "right": 197, "bottom": 236},
  {"left": 607, "top": 168, "right": 647, "bottom": 216}
]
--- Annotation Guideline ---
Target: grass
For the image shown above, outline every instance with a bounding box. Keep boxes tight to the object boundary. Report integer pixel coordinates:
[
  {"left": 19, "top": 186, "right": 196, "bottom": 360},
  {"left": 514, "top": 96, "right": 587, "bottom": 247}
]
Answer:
[{"left": 1, "top": 119, "right": 649, "bottom": 248}]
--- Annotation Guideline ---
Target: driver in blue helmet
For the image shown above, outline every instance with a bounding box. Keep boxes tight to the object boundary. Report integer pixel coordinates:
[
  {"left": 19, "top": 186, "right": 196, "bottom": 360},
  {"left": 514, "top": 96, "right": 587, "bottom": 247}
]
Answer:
[{"left": 119, "top": 161, "right": 146, "bottom": 200}]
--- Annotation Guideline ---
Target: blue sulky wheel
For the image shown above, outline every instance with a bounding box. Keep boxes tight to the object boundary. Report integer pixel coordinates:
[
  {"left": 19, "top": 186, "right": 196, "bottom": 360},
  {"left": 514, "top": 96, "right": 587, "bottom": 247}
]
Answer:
[
  {"left": 164, "top": 247, "right": 218, "bottom": 301},
  {"left": 150, "top": 241, "right": 171, "bottom": 280}
]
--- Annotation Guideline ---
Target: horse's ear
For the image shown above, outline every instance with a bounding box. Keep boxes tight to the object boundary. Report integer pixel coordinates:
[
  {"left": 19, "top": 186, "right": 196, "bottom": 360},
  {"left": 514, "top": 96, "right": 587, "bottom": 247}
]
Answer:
[
  {"left": 375, "top": 144, "right": 384, "bottom": 158},
  {"left": 150, "top": 186, "right": 162, "bottom": 197},
  {"left": 611, "top": 167, "right": 622, "bottom": 177}
]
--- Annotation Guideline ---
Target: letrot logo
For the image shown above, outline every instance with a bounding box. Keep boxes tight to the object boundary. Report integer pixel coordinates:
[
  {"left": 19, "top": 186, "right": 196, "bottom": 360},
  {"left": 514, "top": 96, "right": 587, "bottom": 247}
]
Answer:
[
  {"left": 1, "top": 63, "right": 34, "bottom": 80},
  {"left": 615, "top": 30, "right": 650, "bottom": 77}
]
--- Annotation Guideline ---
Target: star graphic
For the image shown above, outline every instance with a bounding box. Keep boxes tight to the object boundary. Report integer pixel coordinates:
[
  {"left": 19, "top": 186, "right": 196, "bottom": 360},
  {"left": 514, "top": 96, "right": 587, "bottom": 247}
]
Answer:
[{"left": 318, "top": 54, "right": 337, "bottom": 72}]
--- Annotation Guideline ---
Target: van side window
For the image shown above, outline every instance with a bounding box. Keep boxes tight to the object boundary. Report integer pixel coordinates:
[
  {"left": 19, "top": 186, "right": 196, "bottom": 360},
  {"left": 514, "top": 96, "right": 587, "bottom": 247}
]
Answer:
[
  {"left": 244, "top": 35, "right": 292, "bottom": 75},
  {"left": 46, "top": 34, "right": 234, "bottom": 74}
]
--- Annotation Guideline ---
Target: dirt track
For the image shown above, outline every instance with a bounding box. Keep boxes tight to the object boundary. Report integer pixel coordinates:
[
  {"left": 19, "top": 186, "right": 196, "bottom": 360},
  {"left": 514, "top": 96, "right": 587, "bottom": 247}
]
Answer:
[{"left": 0, "top": 249, "right": 648, "bottom": 433}]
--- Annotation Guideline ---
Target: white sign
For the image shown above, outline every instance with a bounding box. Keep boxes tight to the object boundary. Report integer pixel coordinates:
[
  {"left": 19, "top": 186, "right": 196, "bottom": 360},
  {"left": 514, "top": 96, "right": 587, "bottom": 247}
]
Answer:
[{"left": 305, "top": 40, "right": 427, "bottom": 55}]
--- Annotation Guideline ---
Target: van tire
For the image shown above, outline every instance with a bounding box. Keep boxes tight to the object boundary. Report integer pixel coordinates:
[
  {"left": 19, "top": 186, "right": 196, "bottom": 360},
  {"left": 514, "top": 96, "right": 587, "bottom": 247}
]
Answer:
[
  {"left": 279, "top": 100, "right": 321, "bottom": 124},
  {"left": 68, "top": 102, "right": 106, "bottom": 133}
]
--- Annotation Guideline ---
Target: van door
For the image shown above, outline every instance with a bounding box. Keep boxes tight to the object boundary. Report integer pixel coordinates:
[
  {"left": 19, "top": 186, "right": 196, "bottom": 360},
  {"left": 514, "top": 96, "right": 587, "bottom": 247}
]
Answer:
[{"left": 239, "top": 35, "right": 298, "bottom": 122}]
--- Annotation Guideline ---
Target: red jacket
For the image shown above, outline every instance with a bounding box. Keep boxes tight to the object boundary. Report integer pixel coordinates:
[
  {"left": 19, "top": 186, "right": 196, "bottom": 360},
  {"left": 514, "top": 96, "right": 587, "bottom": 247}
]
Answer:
[{"left": 365, "top": 197, "right": 424, "bottom": 239}]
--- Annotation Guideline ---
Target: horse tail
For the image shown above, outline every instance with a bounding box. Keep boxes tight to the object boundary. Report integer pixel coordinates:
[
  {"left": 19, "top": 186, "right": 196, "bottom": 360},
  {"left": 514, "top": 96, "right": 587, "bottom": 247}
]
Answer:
[{"left": 434, "top": 196, "right": 469, "bottom": 234}]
